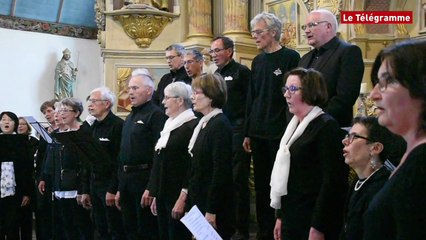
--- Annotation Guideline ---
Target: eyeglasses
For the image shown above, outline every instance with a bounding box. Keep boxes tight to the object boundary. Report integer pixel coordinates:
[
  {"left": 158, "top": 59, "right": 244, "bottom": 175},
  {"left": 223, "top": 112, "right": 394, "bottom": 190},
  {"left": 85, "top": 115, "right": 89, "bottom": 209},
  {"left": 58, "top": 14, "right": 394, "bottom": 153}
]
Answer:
[
  {"left": 208, "top": 48, "right": 225, "bottom": 55},
  {"left": 87, "top": 99, "right": 107, "bottom": 104},
  {"left": 282, "top": 85, "right": 303, "bottom": 95},
  {"left": 165, "top": 55, "right": 179, "bottom": 60},
  {"left": 164, "top": 96, "right": 179, "bottom": 101},
  {"left": 375, "top": 73, "right": 399, "bottom": 92},
  {"left": 184, "top": 60, "right": 198, "bottom": 65},
  {"left": 344, "top": 133, "right": 373, "bottom": 144},
  {"left": 251, "top": 29, "right": 269, "bottom": 36},
  {"left": 301, "top": 21, "right": 329, "bottom": 30},
  {"left": 58, "top": 109, "right": 75, "bottom": 113}
]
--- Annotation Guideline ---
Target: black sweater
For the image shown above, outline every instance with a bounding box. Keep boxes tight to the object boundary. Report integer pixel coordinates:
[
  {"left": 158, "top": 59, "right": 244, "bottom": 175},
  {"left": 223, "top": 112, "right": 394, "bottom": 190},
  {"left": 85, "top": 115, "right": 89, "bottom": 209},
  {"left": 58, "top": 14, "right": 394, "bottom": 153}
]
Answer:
[
  {"left": 216, "top": 59, "right": 251, "bottom": 130},
  {"left": 245, "top": 47, "right": 300, "bottom": 139},
  {"left": 152, "top": 66, "right": 191, "bottom": 110}
]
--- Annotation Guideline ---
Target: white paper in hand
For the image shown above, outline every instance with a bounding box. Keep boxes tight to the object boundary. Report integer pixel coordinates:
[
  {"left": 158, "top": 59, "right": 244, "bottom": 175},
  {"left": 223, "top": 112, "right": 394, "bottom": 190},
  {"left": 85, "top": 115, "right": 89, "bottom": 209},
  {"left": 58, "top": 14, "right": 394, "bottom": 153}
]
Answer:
[{"left": 180, "top": 205, "right": 222, "bottom": 240}]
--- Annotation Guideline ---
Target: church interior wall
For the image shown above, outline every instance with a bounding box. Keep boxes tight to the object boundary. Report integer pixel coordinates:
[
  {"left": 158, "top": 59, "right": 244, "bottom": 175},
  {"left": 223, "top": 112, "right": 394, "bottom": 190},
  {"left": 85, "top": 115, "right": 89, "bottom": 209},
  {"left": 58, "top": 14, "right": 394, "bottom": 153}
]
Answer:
[{"left": 0, "top": 27, "right": 103, "bottom": 124}]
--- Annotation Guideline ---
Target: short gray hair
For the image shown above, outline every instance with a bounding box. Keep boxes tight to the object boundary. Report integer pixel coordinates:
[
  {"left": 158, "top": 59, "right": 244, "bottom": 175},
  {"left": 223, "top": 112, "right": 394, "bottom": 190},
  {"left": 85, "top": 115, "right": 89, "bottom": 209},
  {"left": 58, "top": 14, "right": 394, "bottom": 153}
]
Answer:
[
  {"left": 90, "top": 86, "right": 116, "bottom": 108},
  {"left": 184, "top": 49, "right": 203, "bottom": 62},
  {"left": 165, "top": 44, "right": 186, "bottom": 56},
  {"left": 61, "top": 97, "right": 84, "bottom": 120},
  {"left": 164, "top": 82, "right": 193, "bottom": 109},
  {"left": 250, "top": 12, "right": 282, "bottom": 41}
]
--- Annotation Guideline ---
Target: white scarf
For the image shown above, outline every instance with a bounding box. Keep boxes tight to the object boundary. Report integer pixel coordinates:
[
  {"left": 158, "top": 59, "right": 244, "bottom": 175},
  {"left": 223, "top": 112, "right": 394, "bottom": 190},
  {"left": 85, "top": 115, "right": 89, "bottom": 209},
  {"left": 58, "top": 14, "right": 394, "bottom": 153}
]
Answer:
[
  {"left": 270, "top": 106, "right": 324, "bottom": 209},
  {"left": 155, "top": 109, "right": 196, "bottom": 151},
  {"left": 188, "top": 108, "right": 222, "bottom": 157}
]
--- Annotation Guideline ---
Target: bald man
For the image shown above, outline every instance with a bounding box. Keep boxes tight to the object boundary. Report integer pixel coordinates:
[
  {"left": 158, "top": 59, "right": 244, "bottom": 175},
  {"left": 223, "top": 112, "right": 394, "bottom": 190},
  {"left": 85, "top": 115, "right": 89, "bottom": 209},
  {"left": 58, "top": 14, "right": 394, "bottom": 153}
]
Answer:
[{"left": 298, "top": 9, "right": 364, "bottom": 127}]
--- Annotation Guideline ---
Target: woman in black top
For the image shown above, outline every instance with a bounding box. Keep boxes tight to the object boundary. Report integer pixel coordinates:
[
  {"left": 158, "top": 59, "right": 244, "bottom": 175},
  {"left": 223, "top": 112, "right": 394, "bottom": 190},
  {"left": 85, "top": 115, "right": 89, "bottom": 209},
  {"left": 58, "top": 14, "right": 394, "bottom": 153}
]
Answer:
[
  {"left": 365, "top": 39, "right": 426, "bottom": 239},
  {"left": 0, "top": 111, "right": 33, "bottom": 239},
  {"left": 17, "top": 117, "right": 39, "bottom": 240},
  {"left": 187, "top": 73, "right": 234, "bottom": 239},
  {"left": 18, "top": 117, "right": 39, "bottom": 156},
  {"left": 340, "top": 117, "right": 404, "bottom": 240},
  {"left": 48, "top": 98, "right": 93, "bottom": 240},
  {"left": 146, "top": 82, "right": 198, "bottom": 240},
  {"left": 272, "top": 68, "right": 348, "bottom": 240}
]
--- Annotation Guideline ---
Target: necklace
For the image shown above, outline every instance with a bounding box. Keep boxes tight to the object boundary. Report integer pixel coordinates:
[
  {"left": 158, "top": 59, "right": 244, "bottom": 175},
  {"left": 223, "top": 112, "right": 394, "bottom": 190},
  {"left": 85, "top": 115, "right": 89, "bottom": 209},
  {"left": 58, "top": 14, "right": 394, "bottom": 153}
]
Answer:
[{"left": 354, "top": 167, "right": 381, "bottom": 191}]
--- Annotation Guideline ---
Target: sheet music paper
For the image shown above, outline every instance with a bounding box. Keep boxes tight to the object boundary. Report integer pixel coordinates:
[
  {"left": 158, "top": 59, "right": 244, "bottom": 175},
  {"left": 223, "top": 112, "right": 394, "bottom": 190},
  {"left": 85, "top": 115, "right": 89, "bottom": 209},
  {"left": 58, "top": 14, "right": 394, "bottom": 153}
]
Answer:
[
  {"left": 180, "top": 205, "right": 222, "bottom": 240},
  {"left": 23, "top": 116, "right": 52, "bottom": 143}
]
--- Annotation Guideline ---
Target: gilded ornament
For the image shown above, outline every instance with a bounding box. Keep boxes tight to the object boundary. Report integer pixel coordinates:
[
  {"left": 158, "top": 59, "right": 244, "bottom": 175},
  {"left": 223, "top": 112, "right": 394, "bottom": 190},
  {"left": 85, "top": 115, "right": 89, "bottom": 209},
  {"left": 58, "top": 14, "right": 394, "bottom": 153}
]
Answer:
[
  {"left": 95, "top": 0, "right": 106, "bottom": 47},
  {"left": 303, "top": 0, "right": 314, "bottom": 13},
  {"left": 114, "top": 14, "right": 172, "bottom": 48}
]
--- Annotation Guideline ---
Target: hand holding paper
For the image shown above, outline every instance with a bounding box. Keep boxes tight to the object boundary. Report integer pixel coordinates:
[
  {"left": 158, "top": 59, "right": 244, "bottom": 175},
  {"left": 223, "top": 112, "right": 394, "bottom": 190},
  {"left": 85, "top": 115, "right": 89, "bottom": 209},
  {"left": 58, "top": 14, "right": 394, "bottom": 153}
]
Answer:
[{"left": 180, "top": 205, "right": 222, "bottom": 240}]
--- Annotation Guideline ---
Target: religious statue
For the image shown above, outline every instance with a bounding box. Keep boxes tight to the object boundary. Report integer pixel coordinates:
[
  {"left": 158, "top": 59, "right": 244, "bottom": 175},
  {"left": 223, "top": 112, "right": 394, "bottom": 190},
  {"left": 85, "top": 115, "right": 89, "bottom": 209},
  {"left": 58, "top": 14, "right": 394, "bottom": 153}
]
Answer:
[{"left": 54, "top": 48, "right": 78, "bottom": 100}]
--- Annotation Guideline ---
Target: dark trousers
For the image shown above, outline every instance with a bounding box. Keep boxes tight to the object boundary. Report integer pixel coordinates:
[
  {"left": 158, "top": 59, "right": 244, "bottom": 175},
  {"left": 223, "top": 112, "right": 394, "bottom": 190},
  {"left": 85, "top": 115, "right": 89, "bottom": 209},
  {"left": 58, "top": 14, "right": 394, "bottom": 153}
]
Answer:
[
  {"left": 281, "top": 214, "right": 310, "bottom": 240},
  {"left": 19, "top": 180, "right": 38, "bottom": 240},
  {"left": 251, "top": 137, "right": 280, "bottom": 240},
  {"left": 91, "top": 181, "right": 125, "bottom": 240},
  {"left": 119, "top": 170, "right": 158, "bottom": 240},
  {"left": 18, "top": 204, "right": 32, "bottom": 240},
  {"left": 0, "top": 195, "right": 19, "bottom": 240},
  {"left": 36, "top": 180, "right": 64, "bottom": 240},
  {"left": 57, "top": 197, "right": 93, "bottom": 240},
  {"left": 156, "top": 197, "right": 191, "bottom": 240},
  {"left": 281, "top": 225, "right": 309, "bottom": 240},
  {"left": 232, "top": 131, "right": 251, "bottom": 237}
]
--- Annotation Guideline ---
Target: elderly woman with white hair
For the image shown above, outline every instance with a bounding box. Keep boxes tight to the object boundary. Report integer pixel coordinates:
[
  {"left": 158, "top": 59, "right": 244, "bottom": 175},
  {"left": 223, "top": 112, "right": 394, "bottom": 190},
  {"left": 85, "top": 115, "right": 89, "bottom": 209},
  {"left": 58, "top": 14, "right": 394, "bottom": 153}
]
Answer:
[{"left": 146, "top": 82, "right": 198, "bottom": 240}]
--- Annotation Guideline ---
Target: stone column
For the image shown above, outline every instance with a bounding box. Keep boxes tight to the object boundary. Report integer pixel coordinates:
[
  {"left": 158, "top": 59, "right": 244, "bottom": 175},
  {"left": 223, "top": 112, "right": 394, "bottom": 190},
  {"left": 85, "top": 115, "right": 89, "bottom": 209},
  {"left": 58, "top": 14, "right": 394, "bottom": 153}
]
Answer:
[
  {"left": 223, "top": 0, "right": 249, "bottom": 36},
  {"left": 187, "top": 0, "right": 212, "bottom": 39}
]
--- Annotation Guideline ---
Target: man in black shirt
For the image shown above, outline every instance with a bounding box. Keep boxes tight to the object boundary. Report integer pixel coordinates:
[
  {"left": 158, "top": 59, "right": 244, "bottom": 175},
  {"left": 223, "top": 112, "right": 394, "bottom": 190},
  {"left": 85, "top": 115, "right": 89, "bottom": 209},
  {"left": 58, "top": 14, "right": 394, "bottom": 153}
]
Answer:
[
  {"left": 115, "top": 71, "right": 167, "bottom": 240},
  {"left": 211, "top": 36, "right": 251, "bottom": 240},
  {"left": 153, "top": 44, "right": 192, "bottom": 110},
  {"left": 298, "top": 9, "right": 364, "bottom": 127},
  {"left": 87, "top": 87, "right": 125, "bottom": 240}
]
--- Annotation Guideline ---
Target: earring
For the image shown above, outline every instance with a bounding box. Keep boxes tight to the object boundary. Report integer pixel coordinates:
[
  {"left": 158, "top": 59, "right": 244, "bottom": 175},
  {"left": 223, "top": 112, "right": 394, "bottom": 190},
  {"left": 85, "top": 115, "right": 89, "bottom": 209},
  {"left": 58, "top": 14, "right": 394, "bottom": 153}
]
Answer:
[{"left": 370, "top": 158, "right": 378, "bottom": 170}]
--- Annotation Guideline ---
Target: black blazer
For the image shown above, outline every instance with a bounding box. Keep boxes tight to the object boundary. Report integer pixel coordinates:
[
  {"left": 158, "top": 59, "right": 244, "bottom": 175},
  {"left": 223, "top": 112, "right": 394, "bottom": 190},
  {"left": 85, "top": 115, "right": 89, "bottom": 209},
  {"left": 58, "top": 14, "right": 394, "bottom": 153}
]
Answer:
[
  {"left": 50, "top": 127, "right": 93, "bottom": 193},
  {"left": 280, "top": 114, "right": 348, "bottom": 240},
  {"left": 0, "top": 134, "right": 33, "bottom": 198},
  {"left": 147, "top": 118, "right": 198, "bottom": 202},
  {"left": 187, "top": 113, "right": 234, "bottom": 239},
  {"left": 299, "top": 37, "right": 364, "bottom": 127},
  {"left": 340, "top": 167, "right": 390, "bottom": 240}
]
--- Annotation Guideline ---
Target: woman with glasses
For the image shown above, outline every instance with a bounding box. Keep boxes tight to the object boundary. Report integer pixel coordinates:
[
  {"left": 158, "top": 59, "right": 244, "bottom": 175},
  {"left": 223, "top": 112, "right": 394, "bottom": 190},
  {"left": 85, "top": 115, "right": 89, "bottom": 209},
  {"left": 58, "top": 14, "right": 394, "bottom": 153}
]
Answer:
[
  {"left": 364, "top": 40, "right": 426, "bottom": 239},
  {"left": 340, "top": 116, "right": 404, "bottom": 240},
  {"left": 271, "top": 68, "right": 348, "bottom": 240},
  {"left": 16, "top": 117, "right": 39, "bottom": 240},
  {"left": 187, "top": 73, "right": 234, "bottom": 239},
  {"left": 145, "top": 82, "right": 198, "bottom": 240},
  {"left": 44, "top": 98, "right": 93, "bottom": 240}
]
